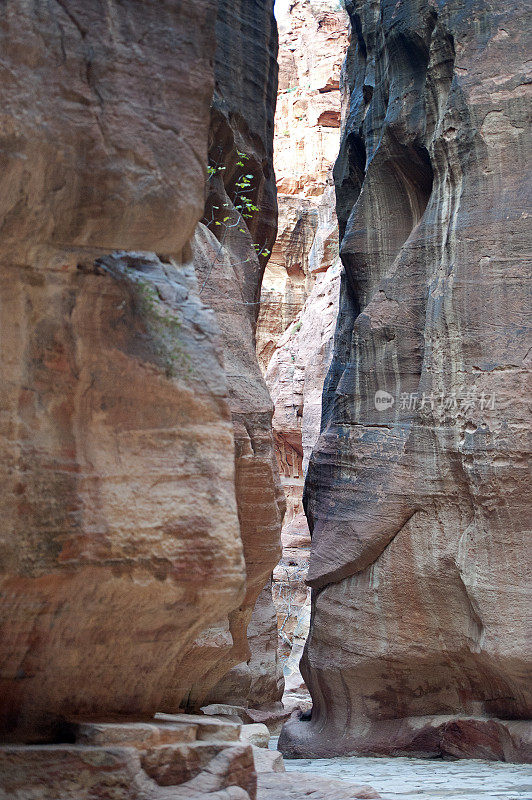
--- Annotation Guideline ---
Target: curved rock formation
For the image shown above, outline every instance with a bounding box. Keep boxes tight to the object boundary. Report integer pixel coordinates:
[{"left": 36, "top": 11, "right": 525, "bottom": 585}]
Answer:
[
  {"left": 280, "top": 0, "right": 532, "bottom": 761},
  {"left": 0, "top": 0, "right": 281, "bottom": 743},
  {"left": 181, "top": 0, "right": 284, "bottom": 712}
]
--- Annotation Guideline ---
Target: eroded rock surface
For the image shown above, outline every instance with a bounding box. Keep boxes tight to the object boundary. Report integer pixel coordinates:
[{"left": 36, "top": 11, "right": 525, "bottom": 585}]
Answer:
[
  {"left": 280, "top": 0, "right": 532, "bottom": 761},
  {"left": 257, "top": 0, "right": 348, "bottom": 373},
  {"left": 0, "top": 0, "right": 236, "bottom": 742},
  {"left": 0, "top": 0, "right": 281, "bottom": 742},
  {"left": 258, "top": 771, "right": 382, "bottom": 800},
  {"left": 0, "top": 715, "right": 257, "bottom": 800},
  {"left": 187, "top": 0, "right": 284, "bottom": 709},
  {"left": 257, "top": 0, "right": 348, "bottom": 701},
  {"left": 269, "top": 265, "right": 340, "bottom": 696}
]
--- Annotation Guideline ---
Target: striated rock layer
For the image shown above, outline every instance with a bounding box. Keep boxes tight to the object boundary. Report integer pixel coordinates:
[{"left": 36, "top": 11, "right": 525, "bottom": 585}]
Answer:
[
  {"left": 0, "top": 715, "right": 257, "bottom": 800},
  {"left": 269, "top": 265, "right": 341, "bottom": 693},
  {"left": 258, "top": 0, "right": 348, "bottom": 698},
  {"left": 257, "top": 0, "right": 348, "bottom": 374},
  {"left": 258, "top": 0, "right": 348, "bottom": 533},
  {"left": 280, "top": 0, "right": 532, "bottom": 761},
  {"left": 0, "top": 0, "right": 281, "bottom": 743},
  {"left": 180, "top": 0, "right": 284, "bottom": 712}
]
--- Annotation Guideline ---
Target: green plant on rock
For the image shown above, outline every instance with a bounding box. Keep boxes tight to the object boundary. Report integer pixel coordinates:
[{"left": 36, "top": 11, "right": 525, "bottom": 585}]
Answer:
[
  {"left": 206, "top": 149, "right": 262, "bottom": 234},
  {"left": 201, "top": 147, "right": 272, "bottom": 298},
  {"left": 253, "top": 243, "right": 271, "bottom": 258}
]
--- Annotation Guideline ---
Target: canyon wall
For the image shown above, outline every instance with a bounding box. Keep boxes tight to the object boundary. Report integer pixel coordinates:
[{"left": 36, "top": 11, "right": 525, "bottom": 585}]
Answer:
[
  {"left": 258, "top": 0, "right": 347, "bottom": 381},
  {"left": 256, "top": 0, "right": 348, "bottom": 692},
  {"left": 0, "top": 0, "right": 281, "bottom": 744},
  {"left": 280, "top": 0, "right": 532, "bottom": 762},
  {"left": 258, "top": 0, "right": 348, "bottom": 531},
  {"left": 184, "top": 0, "right": 284, "bottom": 713}
]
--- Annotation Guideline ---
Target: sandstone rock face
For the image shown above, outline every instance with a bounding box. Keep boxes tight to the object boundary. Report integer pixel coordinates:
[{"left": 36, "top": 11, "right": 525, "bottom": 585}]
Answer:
[
  {"left": 267, "top": 264, "right": 342, "bottom": 487},
  {"left": 258, "top": 0, "right": 347, "bottom": 535},
  {"left": 257, "top": 0, "right": 348, "bottom": 373},
  {"left": 280, "top": 0, "right": 532, "bottom": 762},
  {"left": 187, "top": 0, "right": 284, "bottom": 709},
  {"left": 259, "top": 0, "right": 348, "bottom": 698},
  {"left": 0, "top": 715, "right": 257, "bottom": 800},
  {"left": 269, "top": 266, "right": 340, "bottom": 693},
  {"left": 257, "top": 0, "right": 348, "bottom": 700},
  {"left": 0, "top": 1, "right": 215, "bottom": 264},
  {"left": 0, "top": 0, "right": 281, "bottom": 741},
  {"left": 274, "top": 1, "right": 348, "bottom": 199}
]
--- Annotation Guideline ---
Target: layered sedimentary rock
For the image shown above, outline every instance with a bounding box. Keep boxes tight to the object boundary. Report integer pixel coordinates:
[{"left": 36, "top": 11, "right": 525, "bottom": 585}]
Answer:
[
  {"left": 274, "top": 1, "right": 348, "bottom": 198},
  {"left": 0, "top": 0, "right": 281, "bottom": 744},
  {"left": 188, "top": 0, "right": 284, "bottom": 709},
  {"left": 0, "top": 716, "right": 257, "bottom": 800},
  {"left": 280, "top": 0, "right": 532, "bottom": 762},
  {"left": 258, "top": 0, "right": 347, "bottom": 533},
  {"left": 257, "top": 0, "right": 348, "bottom": 372},
  {"left": 269, "top": 265, "right": 341, "bottom": 694},
  {"left": 256, "top": 0, "right": 347, "bottom": 691}
]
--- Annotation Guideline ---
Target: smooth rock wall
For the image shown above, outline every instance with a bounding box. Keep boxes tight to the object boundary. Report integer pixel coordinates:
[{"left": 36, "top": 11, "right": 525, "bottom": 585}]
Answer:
[{"left": 280, "top": 0, "right": 531, "bottom": 761}]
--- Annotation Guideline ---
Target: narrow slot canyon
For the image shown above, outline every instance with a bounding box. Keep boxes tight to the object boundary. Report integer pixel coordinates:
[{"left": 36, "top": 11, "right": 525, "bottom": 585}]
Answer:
[
  {"left": 0, "top": 1, "right": 530, "bottom": 799},
  {"left": 258, "top": 0, "right": 348, "bottom": 720}
]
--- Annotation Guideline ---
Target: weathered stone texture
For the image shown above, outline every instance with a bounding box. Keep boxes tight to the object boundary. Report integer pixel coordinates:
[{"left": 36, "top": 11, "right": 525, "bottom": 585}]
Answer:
[
  {"left": 186, "top": 0, "right": 284, "bottom": 709},
  {"left": 269, "top": 267, "right": 340, "bottom": 692},
  {"left": 280, "top": 0, "right": 532, "bottom": 761},
  {"left": 0, "top": 715, "right": 257, "bottom": 799},
  {"left": 0, "top": 0, "right": 281, "bottom": 742},
  {"left": 257, "top": 0, "right": 348, "bottom": 373},
  {"left": 258, "top": 771, "right": 383, "bottom": 800},
  {"left": 255, "top": 0, "right": 347, "bottom": 702},
  {"left": 0, "top": 0, "right": 214, "bottom": 263},
  {"left": 274, "top": 1, "right": 348, "bottom": 198}
]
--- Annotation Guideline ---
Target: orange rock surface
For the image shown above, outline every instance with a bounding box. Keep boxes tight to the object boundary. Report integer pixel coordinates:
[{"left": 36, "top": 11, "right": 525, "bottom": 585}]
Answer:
[{"left": 0, "top": 0, "right": 282, "bottom": 742}]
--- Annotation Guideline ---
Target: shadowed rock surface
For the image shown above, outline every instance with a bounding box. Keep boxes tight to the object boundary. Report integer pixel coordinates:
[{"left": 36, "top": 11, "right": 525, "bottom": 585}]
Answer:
[
  {"left": 181, "top": 0, "right": 285, "bottom": 712},
  {"left": 279, "top": 0, "right": 531, "bottom": 761}
]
